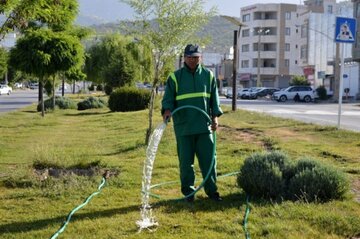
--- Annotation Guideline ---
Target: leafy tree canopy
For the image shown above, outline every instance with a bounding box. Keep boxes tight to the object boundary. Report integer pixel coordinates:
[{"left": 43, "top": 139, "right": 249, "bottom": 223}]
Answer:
[
  {"left": 9, "top": 28, "right": 84, "bottom": 78},
  {"left": 290, "top": 75, "right": 310, "bottom": 86},
  {"left": 0, "top": 0, "right": 78, "bottom": 38}
]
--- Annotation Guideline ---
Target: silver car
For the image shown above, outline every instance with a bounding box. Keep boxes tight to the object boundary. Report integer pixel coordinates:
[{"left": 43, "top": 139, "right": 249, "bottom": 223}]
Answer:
[{"left": 272, "top": 86, "right": 316, "bottom": 103}]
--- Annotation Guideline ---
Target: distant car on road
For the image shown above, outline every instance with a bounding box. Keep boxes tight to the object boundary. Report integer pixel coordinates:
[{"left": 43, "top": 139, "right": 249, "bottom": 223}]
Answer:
[
  {"left": 249, "top": 87, "right": 280, "bottom": 99},
  {"left": 0, "top": 84, "right": 12, "bottom": 95},
  {"left": 272, "top": 85, "right": 316, "bottom": 103},
  {"left": 29, "top": 82, "right": 39, "bottom": 90},
  {"left": 14, "top": 82, "right": 23, "bottom": 88}
]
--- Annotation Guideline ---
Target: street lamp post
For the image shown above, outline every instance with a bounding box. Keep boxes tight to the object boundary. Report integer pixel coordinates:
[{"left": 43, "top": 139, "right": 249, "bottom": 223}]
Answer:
[{"left": 221, "top": 15, "right": 245, "bottom": 111}]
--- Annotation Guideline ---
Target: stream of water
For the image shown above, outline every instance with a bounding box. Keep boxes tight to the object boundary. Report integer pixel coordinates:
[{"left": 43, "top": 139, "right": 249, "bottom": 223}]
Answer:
[{"left": 136, "top": 122, "right": 167, "bottom": 231}]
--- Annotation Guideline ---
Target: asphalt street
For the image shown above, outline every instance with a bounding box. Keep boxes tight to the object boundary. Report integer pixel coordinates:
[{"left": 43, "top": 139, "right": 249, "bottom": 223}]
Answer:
[
  {"left": 220, "top": 97, "right": 360, "bottom": 132},
  {"left": 0, "top": 89, "right": 38, "bottom": 114},
  {"left": 1, "top": 91, "right": 360, "bottom": 133}
]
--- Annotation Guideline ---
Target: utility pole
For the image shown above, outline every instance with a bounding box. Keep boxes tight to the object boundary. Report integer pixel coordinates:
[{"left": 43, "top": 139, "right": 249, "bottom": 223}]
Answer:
[
  {"left": 232, "top": 30, "right": 238, "bottom": 111},
  {"left": 220, "top": 15, "right": 245, "bottom": 111}
]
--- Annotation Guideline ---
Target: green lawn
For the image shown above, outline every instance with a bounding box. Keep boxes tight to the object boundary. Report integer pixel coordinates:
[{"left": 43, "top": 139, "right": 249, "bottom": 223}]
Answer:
[{"left": 0, "top": 97, "right": 359, "bottom": 239}]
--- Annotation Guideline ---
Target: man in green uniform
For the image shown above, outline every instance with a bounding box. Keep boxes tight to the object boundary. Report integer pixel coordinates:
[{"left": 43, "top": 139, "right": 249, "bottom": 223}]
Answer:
[{"left": 161, "top": 44, "right": 223, "bottom": 202}]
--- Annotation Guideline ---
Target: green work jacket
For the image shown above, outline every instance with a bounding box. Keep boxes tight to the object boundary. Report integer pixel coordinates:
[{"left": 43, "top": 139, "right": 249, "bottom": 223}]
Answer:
[{"left": 161, "top": 64, "right": 223, "bottom": 136}]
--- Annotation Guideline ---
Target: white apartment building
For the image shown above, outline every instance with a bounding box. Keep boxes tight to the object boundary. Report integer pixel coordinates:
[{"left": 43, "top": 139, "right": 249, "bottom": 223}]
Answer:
[{"left": 237, "top": 0, "right": 358, "bottom": 97}]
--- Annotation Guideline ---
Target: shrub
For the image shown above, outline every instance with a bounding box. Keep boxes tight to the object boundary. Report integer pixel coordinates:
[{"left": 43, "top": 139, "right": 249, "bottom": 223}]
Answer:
[
  {"left": 88, "top": 84, "right": 95, "bottom": 91},
  {"left": 108, "top": 86, "right": 151, "bottom": 112},
  {"left": 237, "top": 153, "right": 349, "bottom": 202},
  {"left": 237, "top": 151, "right": 292, "bottom": 199},
  {"left": 77, "top": 96, "right": 107, "bottom": 110},
  {"left": 37, "top": 96, "right": 76, "bottom": 111},
  {"left": 316, "top": 85, "right": 327, "bottom": 100},
  {"left": 288, "top": 158, "right": 349, "bottom": 202},
  {"left": 104, "top": 84, "right": 113, "bottom": 95},
  {"left": 96, "top": 84, "right": 103, "bottom": 91}
]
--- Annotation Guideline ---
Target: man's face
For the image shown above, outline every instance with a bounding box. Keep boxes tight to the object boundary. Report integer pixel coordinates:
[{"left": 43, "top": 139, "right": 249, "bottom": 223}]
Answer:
[{"left": 184, "top": 56, "right": 201, "bottom": 71}]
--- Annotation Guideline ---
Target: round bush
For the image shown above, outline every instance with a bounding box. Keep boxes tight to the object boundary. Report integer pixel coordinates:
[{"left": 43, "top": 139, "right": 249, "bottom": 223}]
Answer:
[
  {"left": 316, "top": 85, "right": 327, "bottom": 100},
  {"left": 237, "top": 151, "right": 291, "bottom": 199},
  {"left": 37, "top": 96, "right": 76, "bottom": 112},
  {"left": 288, "top": 160, "right": 349, "bottom": 202},
  {"left": 77, "top": 96, "right": 107, "bottom": 110},
  {"left": 108, "top": 87, "right": 151, "bottom": 112}
]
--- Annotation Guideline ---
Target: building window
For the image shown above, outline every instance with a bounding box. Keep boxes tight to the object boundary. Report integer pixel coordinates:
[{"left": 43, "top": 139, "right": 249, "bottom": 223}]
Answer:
[
  {"left": 327, "top": 5, "right": 333, "bottom": 14},
  {"left": 295, "top": 60, "right": 298, "bottom": 64},
  {"left": 242, "top": 44, "right": 249, "bottom": 52},
  {"left": 285, "top": 27, "right": 291, "bottom": 36},
  {"left": 285, "top": 43, "right": 290, "bottom": 51},
  {"left": 242, "top": 29, "right": 250, "bottom": 37},
  {"left": 241, "top": 60, "right": 249, "bottom": 68},
  {"left": 300, "top": 45, "right": 307, "bottom": 59},
  {"left": 285, "top": 59, "right": 289, "bottom": 67},
  {"left": 242, "top": 14, "right": 250, "bottom": 22},
  {"left": 285, "top": 12, "right": 291, "bottom": 20}
]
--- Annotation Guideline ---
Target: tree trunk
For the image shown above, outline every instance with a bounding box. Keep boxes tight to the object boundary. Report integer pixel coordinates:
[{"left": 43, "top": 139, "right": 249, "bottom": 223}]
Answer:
[
  {"left": 146, "top": 88, "right": 155, "bottom": 145},
  {"left": 62, "top": 77, "right": 65, "bottom": 96},
  {"left": 52, "top": 76, "right": 56, "bottom": 110},
  {"left": 39, "top": 79, "right": 45, "bottom": 117}
]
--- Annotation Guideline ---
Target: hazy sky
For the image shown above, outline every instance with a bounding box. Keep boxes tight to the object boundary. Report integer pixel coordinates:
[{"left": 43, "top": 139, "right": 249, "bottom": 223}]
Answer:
[{"left": 79, "top": 0, "right": 305, "bottom": 22}]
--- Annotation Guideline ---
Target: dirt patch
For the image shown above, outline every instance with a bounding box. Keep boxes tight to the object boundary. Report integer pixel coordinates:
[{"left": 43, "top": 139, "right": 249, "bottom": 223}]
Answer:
[
  {"left": 34, "top": 167, "right": 119, "bottom": 181},
  {"left": 219, "top": 125, "right": 261, "bottom": 143}
]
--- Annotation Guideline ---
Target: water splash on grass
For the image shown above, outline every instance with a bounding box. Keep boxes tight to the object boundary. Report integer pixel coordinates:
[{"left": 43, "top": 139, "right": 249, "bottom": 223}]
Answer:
[{"left": 136, "top": 122, "right": 167, "bottom": 231}]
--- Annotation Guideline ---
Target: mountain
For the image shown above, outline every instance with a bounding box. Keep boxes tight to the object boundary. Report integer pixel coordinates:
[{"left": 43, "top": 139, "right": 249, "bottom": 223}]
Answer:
[{"left": 84, "top": 16, "right": 236, "bottom": 54}]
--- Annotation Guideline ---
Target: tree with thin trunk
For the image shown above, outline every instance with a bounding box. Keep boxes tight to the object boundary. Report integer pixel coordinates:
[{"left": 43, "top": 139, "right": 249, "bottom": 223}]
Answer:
[
  {"left": 8, "top": 29, "right": 84, "bottom": 116},
  {"left": 121, "top": 0, "right": 216, "bottom": 144}
]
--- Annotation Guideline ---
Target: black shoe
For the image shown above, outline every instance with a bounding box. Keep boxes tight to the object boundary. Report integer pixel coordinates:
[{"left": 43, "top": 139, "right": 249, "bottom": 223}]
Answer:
[
  {"left": 209, "top": 192, "right": 222, "bottom": 202},
  {"left": 185, "top": 195, "right": 194, "bottom": 202}
]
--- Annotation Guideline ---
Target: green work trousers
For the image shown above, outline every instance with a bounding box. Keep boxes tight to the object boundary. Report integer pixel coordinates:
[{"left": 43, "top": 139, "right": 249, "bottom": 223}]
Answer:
[{"left": 176, "top": 133, "right": 217, "bottom": 197}]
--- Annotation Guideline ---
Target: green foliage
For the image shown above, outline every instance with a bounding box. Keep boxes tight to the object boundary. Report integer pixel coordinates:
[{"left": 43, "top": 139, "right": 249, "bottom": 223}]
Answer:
[
  {"left": 36, "top": 96, "right": 76, "bottom": 111},
  {"left": 238, "top": 152, "right": 349, "bottom": 202},
  {"left": 96, "top": 84, "right": 103, "bottom": 91},
  {"left": 9, "top": 29, "right": 84, "bottom": 78},
  {"left": 288, "top": 158, "right": 349, "bottom": 202},
  {"left": 290, "top": 75, "right": 310, "bottom": 86},
  {"left": 237, "top": 151, "right": 291, "bottom": 199},
  {"left": 84, "top": 34, "right": 146, "bottom": 87},
  {"left": 316, "top": 85, "right": 328, "bottom": 100},
  {"left": 104, "top": 84, "right": 113, "bottom": 95},
  {"left": 0, "top": 47, "right": 8, "bottom": 78},
  {"left": 77, "top": 96, "right": 107, "bottom": 110},
  {"left": 108, "top": 86, "right": 151, "bottom": 112},
  {"left": 0, "top": 0, "right": 79, "bottom": 38}
]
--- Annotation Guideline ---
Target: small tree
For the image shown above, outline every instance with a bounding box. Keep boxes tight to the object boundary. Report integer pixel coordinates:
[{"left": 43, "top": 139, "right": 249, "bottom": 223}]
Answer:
[
  {"left": 9, "top": 29, "right": 84, "bottom": 116},
  {"left": 121, "top": 0, "right": 216, "bottom": 144},
  {"left": 290, "top": 75, "right": 310, "bottom": 86}
]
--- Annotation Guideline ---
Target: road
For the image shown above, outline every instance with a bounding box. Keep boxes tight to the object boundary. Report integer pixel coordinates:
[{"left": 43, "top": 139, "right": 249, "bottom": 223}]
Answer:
[
  {"left": 220, "top": 98, "right": 360, "bottom": 132},
  {"left": 1, "top": 91, "right": 360, "bottom": 132},
  {"left": 0, "top": 89, "right": 38, "bottom": 114}
]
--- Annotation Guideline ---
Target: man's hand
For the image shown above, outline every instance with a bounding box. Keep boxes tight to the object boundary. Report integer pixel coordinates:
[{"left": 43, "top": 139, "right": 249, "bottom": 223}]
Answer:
[
  {"left": 211, "top": 117, "right": 219, "bottom": 131},
  {"left": 163, "top": 109, "right": 172, "bottom": 123}
]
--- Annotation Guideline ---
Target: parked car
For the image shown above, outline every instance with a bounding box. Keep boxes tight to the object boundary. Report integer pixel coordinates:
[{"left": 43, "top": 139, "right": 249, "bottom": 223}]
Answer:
[
  {"left": 249, "top": 87, "right": 280, "bottom": 99},
  {"left": 238, "top": 87, "right": 259, "bottom": 99},
  {"left": 272, "top": 86, "right": 316, "bottom": 102},
  {"left": 14, "top": 82, "right": 23, "bottom": 88},
  {"left": 0, "top": 84, "right": 12, "bottom": 95},
  {"left": 29, "top": 82, "right": 39, "bottom": 89}
]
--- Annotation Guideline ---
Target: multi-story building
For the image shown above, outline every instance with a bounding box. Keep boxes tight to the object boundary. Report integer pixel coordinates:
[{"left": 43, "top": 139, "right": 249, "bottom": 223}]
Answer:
[{"left": 237, "top": 0, "right": 342, "bottom": 90}]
